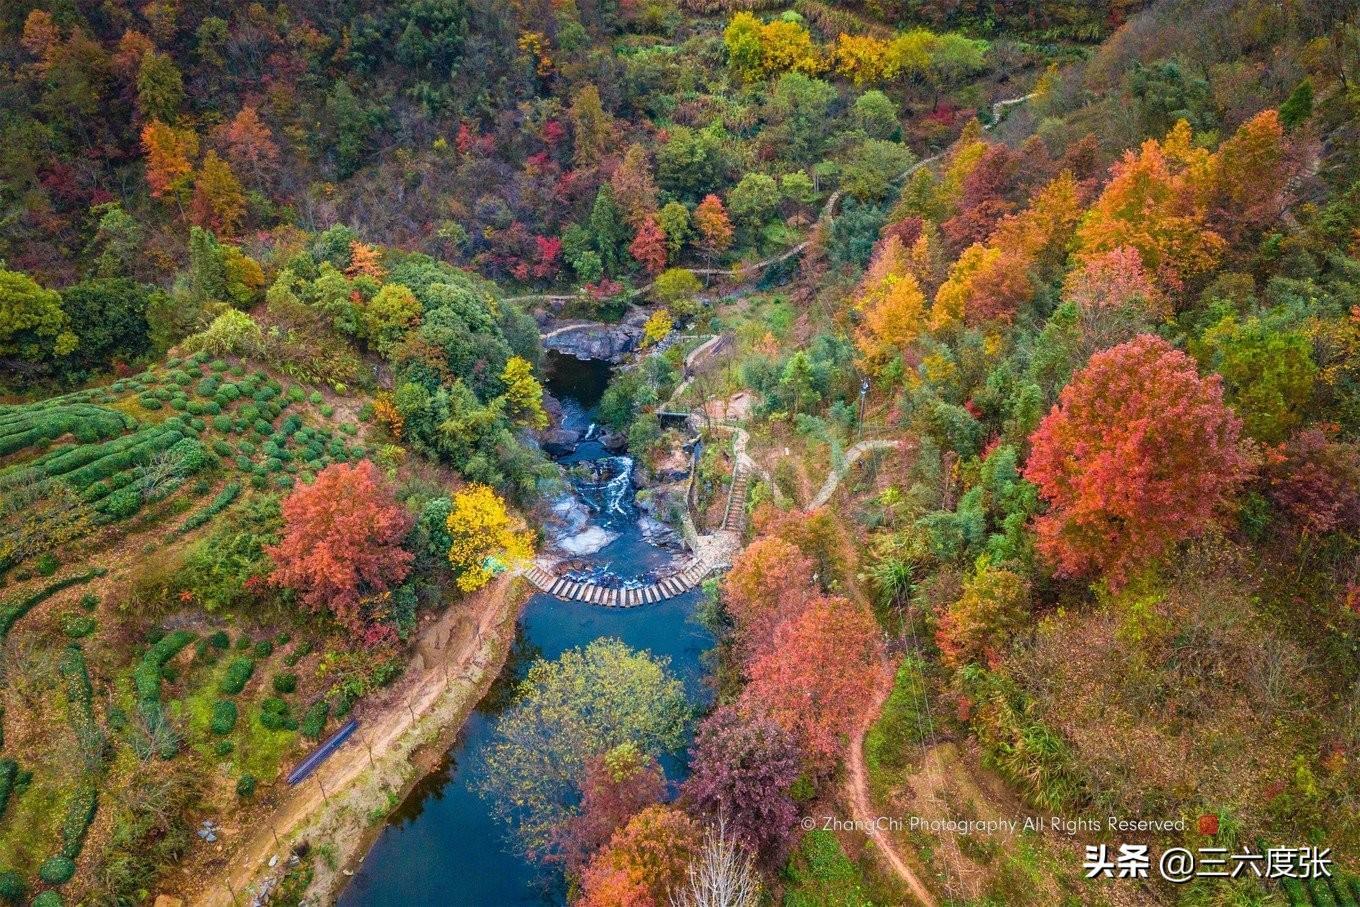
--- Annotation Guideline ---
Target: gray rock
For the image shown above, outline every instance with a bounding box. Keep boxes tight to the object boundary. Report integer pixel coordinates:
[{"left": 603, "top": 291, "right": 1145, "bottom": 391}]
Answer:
[
  {"left": 540, "top": 428, "right": 581, "bottom": 456},
  {"left": 544, "top": 323, "right": 641, "bottom": 362},
  {"left": 542, "top": 392, "right": 565, "bottom": 427},
  {"left": 599, "top": 430, "right": 628, "bottom": 452}
]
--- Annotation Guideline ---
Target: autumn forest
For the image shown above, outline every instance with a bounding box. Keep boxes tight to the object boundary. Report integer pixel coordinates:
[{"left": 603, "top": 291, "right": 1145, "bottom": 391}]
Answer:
[{"left": 2, "top": 0, "right": 1360, "bottom": 905}]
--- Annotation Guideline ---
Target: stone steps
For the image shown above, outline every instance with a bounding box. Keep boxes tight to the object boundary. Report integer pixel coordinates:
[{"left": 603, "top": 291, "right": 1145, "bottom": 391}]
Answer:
[{"left": 720, "top": 467, "right": 752, "bottom": 533}]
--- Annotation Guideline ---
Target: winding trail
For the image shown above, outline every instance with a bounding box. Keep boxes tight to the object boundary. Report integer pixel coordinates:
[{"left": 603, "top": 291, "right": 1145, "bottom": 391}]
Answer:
[
  {"left": 848, "top": 659, "right": 939, "bottom": 907},
  {"left": 809, "top": 439, "right": 906, "bottom": 509}
]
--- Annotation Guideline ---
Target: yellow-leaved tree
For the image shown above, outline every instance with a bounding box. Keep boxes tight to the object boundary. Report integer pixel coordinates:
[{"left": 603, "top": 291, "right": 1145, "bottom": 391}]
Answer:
[
  {"left": 498, "top": 356, "right": 549, "bottom": 429},
  {"left": 641, "top": 309, "right": 673, "bottom": 348},
  {"left": 446, "top": 484, "right": 534, "bottom": 592},
  {"left": 856, "top": 272, "right": 927, "bottom": 370}
]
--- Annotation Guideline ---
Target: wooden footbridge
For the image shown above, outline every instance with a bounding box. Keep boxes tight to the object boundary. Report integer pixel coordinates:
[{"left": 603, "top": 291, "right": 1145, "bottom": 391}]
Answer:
[{"left": 523, "top": 557, "right": 716, "bottom": 606}]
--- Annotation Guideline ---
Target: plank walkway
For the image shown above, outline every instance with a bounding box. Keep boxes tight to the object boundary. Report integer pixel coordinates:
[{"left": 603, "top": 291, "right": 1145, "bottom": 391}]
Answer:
[{"left": 523, "top": 558, "right": 715, "bottom": 607}]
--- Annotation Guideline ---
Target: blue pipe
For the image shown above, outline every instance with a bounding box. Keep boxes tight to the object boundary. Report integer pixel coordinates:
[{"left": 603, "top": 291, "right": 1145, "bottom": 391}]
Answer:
[{"left": 286, "top": 718, "right": 359, "bottom": 785}]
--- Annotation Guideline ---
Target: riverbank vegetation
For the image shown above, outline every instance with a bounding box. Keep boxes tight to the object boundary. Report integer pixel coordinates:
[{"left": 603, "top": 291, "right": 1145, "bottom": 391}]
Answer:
[{"left": 4, "top": 0, "right": 1360, "bottom": 902}]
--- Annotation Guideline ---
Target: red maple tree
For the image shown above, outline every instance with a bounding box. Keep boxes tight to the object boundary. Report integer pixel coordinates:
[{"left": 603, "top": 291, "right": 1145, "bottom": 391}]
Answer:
[
  {"left": 721, "top": 535, "right": 816, "bottom": 663},
  {"left": 1023, "top": 334, "right": 1250, "bottom": 587},
  {"left": 629, "top": 215, "right": 668, "bottom": 275},
  {"left": 740, "top": 594, "right": 883, "bottom": 771},
  {"left": 267, "top": 460, "right": 414, "bottom": 631}
]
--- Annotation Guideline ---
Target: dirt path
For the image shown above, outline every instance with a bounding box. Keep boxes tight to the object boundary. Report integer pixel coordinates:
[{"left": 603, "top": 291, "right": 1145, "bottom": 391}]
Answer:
[
  {"left": 190, "top": 574, "right": 524, "bottom": 907},
  {"left": 846, "top": 660, "right": 939, "bottom": 907},
  {"left": 809, "top": 439, "right": 905, "bottom": 509}
]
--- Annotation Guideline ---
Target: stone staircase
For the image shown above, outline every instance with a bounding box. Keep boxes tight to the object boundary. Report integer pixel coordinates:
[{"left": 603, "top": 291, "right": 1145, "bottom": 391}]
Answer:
[
  {"left": 720, "top": 464, "right": 752, "bottom": 533},
  {"left": 523, "top": 558, "right": 714, "bottom": 608}
]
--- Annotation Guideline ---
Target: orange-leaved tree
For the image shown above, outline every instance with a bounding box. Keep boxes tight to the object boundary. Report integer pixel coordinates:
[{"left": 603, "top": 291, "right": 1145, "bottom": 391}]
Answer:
[
  {"left": 629, "top": 215, "right": 669, "bottom": 276},
  {"left": 1023, "top": 334, "right": 1250, "bottom": 588},
  {"left": 1075, "top": 120, "right": 1223, "bottom": 293},
  {"left": 693, "top": 194, "right": 733, "bottom": 264},
  {"left": 188, "top": 150, "right": 246, "bottom": 236},
  {"left": 741, "top": 594, "right": 884, "bottom": 771},
  {"left": 579, "top": 805, "right": 701, "bottom": 907},
  {"left": 268, "top": 460, "right": 414, "bottom": 631},
  {"left": 721, "top": 535, "right": 817, "bottom": 664},
  {"left": 141, "top": 119, "right": 198, "bottom": 200}
]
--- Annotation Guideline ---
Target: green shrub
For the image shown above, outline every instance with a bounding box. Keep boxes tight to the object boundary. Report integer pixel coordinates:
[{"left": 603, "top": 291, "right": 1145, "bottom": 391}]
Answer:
[
  {"left": 218, "top": 657, "right": 255, "bottom": 695},
  {"left": 0, "top": 569, "right": 104, "bottom": 644},
  {"left": 309, "top": 391, "right": 323, "bottom": 404},
  {"left": 99, "top": 487, "right": 141, "bottom": 519},
  {"left": 0, "top": 760, "right": 17, "bottom": 819},
  {"left": 209, "top": 630, "right": 230, "bottom": 649},
  {"left": 211, "top": 359, "right": 228, "bottom": 372},
  {"left": 174, "top": 481, "right": 241, "bottom": 535},
  {"left": 167, "top": 437, "right": 209, "bottom": 473},
  {"left": 79, "top": 593, "right": 97, "bottom": 611},
  {"left": 39, "top": 855, "right": 75, "bottom": 884},
  {"left": 272, "top": 673, "right": 297, "bottom": 695},
  {"left": 301, "top": 700, "right": 330, "bottom": 739},
  {"left": 236, "top": 774, "right": 257, "bottom": 797},
  {"left": 59, "top": 783, "right": 97, "bottom": 860},
  {"left": 134, "top": 632, "right": 194, "bottom": 759},
  {"left": 210, "top": 700, "right": 238, "bottom": 735},
  {"left": 259, "top": 697, "right": 296, "bottom": 731},
  {"left": 60, "top": 614, "right": 96, "bottom": 638},
  {"left": 215, "top": 740, "right": 234, "bottom": 756},
  {"left": 283, "top": 641, "right": 313, "bottom": 667},
  {"left": 0, "top": 869, "right": 24, "bottom": 902},
  {"left": 782, "top": 829, "right": 869, "bottom": 906}
]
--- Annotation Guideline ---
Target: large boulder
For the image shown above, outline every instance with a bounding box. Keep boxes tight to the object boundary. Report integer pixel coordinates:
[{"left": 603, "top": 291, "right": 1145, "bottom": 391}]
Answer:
[
  {"left": 542, "top": 392, "right": 565, "bottom": 427},
  {"left": 543, "top": 323, "right": 642, "bottom": 362},
  {"left": 540, "top": 428, "right": 581, "bottom": 456}
]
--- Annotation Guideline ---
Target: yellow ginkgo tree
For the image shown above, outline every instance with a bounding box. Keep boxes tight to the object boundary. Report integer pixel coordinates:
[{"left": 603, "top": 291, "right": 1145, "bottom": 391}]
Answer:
[{"left": 446, "top": 484, "right": 535, "bottom": 592}]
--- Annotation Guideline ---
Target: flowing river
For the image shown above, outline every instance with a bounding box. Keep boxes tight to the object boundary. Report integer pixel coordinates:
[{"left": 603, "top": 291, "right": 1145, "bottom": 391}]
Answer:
[{"left": 339, "top": 352, "right": 714, "bottom": 905}]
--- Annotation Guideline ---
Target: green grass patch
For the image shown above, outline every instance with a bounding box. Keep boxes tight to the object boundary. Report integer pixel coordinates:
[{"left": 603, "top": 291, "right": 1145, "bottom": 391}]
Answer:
[
  {"left": 864, "top": 656, "right": 934, "bottom": 799},
  {"left": 783, "top": 829, "right": 875, "bottom": 907}
]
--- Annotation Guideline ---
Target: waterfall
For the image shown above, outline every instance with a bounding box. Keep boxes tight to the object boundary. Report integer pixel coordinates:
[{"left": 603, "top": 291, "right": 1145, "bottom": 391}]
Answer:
[{"left": 600, "top": 455, "right": 633, "bottom": 515}]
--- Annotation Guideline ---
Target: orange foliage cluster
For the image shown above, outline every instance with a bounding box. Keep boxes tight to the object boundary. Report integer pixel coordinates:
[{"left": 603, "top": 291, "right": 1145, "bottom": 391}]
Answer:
[{"left": 722, "top": 511, "right": 883, "bottom": 772}]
